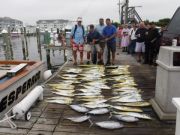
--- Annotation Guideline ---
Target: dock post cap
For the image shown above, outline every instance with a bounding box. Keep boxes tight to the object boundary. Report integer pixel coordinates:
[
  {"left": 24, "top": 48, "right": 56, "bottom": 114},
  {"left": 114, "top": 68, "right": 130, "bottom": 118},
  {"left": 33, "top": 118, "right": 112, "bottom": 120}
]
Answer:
[
  {"left": 172, "top": 98, "right": 180, "bottom": 110},
  {"left": 2, "top": 29, "right": 8, "bottom": 33}
]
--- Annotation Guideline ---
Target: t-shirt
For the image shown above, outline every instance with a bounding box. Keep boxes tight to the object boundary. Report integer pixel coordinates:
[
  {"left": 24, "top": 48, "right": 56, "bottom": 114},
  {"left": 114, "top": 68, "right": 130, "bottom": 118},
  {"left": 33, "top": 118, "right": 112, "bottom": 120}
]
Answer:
[
  {"left": 135, "top": 28, "right": 147, "bottom": 43},
  {"left": 117, "top": 28, "right": 123, "bottom": 38},
  {"left": 70, "top": 25, "right": 85, "bottom": 44},
  {"left": 130, "top": 28, "right": 137, "bottom": 40},
  {"left": 103, "top": 25, "right": 117, "bottom": 44},
  {"left": 87, "top": 30, "right": 102, "bottom": 44},
  {"left": 146, "top": 28, "right": 160, "bottom": 43},
  {"left": 96, "top": 24, "right": 105, "bottom": 36}
]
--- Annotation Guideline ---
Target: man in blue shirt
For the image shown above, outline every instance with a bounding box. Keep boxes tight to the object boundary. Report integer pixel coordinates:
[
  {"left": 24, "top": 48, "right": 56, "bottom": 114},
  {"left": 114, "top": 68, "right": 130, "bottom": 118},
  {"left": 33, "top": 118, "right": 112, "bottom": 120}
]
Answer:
[
  {"left": 103, "top": 18, "right": 117, "bottom": 65},
  {"left": 70, "top": 17, "right": 86, "bottom": 65}
]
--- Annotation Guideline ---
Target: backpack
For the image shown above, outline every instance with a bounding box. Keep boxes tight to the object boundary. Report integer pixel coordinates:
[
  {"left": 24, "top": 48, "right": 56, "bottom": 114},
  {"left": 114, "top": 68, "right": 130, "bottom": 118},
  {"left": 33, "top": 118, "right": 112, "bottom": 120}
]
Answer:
[{"left": 72, "top": 25, "right": 85, "bottom": 39}]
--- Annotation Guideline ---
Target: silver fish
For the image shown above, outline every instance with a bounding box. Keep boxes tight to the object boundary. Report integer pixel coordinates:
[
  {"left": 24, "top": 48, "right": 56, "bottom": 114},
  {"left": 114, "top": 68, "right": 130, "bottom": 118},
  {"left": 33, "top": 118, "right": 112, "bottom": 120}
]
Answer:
[
  {"left": 95, "top": 121, "right": 124, "bottom": 129},
  {"left": 112, "top": 115, "right": 139, "bottom": 122},
  {"left": 52, "top": 92, "right": 75, "bottom": 97},
  {"left": 83, "top": 103, "right": 110, "bottom": 109},
  {"left": 46, "top": 99, "right": 72, "bottom": 105},
  {"left": 65, "top": 116, "right": 90, "bottom": 123},
  {"left": 75, "top": 93, "right": 101, "bottom": 96},
  {"left": 70, "top": 105, "right": 89, "bottom": 113},
  {"left": 113, "top": 112, "right": 152, "bottom": 120},
  {"left": 88, "top": 108, "right": 109, "bottom": 115}
]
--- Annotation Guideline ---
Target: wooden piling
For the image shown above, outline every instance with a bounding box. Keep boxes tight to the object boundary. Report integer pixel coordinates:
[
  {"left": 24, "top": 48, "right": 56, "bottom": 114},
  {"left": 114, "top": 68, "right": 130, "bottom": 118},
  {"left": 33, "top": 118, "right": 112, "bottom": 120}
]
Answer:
[
  {"left": 44, "top": 30, "right": 52, "bottom": 69},
  {"left": 7, "top": 27, "right": 14, "bottom": 60},
  {"left": 24, "top": 27, "right": 29, "bottom": 59},
  {"left": 20, "top": 28, "right": 26, "bottom": 60},
  {"left": 36, "top": 28, "right": 42, "bottom": 60}
]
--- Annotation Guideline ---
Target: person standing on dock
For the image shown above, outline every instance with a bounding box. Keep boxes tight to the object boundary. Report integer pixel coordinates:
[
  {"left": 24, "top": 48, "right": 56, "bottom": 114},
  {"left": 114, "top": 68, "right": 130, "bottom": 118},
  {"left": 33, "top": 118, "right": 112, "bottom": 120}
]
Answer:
[
  {"left": 70, "top": 17, "right": 86, "bottom": 65},
  {"left": 128, "top": 24, "right": 137, "bottom": 55},
  {"left": 135, "top": 22, "right": 147, "bottom": 63},
  {"left": 117, "top": 24, "right": 123, "bottom": 49},
  {"left": 144, "top": 22, "right": 161, "bottom": 65},
  {"left": 103, "top": 18, "right": 117, "bottom": 65},
  {"left": 121, "top": 24, "right": 130, "bottom": 52},
  {"left": 86, "top": 24, "right": 102, "bottom": 64},
  {"left": 96, "top": 18, "right": 106, "bottom": 64}
]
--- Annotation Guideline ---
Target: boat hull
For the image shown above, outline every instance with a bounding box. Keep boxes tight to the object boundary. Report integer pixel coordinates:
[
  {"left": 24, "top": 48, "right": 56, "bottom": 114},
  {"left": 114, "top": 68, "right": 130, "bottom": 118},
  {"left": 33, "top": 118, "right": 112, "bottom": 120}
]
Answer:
[{"left": 0, "top": 61, "right": 46, "bottom": 119}]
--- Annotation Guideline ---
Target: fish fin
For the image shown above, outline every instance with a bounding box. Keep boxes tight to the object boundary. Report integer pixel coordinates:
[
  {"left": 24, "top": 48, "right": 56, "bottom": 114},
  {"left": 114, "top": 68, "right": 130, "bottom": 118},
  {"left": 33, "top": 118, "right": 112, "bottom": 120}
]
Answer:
[
  {"left": 88, "top": 119, "right": 93, "bottom": 128},
  {"left": 109, "top": 112, "right": 113, "bottom": 119}
]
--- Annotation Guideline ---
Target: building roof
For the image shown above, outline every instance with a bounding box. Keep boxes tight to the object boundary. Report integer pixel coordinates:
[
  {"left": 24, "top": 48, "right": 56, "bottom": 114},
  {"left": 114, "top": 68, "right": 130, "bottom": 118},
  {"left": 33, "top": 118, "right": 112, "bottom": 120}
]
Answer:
[
  {"left": 0, "top": 17, "right": 23, "bottom": 23},
  {"left": 36, "top": 19, "right": 69, "bottom": 24}
]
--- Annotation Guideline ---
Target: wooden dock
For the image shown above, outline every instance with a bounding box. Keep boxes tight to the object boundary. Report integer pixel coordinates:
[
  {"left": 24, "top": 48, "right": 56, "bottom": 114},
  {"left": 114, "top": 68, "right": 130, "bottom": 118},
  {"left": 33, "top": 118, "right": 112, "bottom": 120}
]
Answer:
[{"left": 0, "top": 48, "right": 176, "bottom": 135}]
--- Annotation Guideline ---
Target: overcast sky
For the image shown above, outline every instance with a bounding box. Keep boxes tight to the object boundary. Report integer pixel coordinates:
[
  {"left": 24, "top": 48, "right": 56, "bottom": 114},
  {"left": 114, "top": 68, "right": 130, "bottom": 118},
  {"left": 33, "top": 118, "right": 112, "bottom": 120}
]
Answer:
[{"left": 0, "top": 0, "right": 179, "bottom": 25}]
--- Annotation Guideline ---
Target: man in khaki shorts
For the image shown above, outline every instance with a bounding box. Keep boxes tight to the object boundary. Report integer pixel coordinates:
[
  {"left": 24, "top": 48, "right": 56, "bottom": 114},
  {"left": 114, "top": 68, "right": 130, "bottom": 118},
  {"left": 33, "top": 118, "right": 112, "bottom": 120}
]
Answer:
[
  {"left": 86, "top": 24, "right": 102, "bottom": 64},
  {"left": 96, "top": 18, "right": 106, "bottom": 64}
]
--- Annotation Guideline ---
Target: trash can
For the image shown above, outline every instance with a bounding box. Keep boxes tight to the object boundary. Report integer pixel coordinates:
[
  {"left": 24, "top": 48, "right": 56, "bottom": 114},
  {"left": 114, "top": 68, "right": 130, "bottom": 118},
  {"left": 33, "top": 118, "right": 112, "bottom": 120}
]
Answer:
[{"left": 151, "top": 46, "right": 180, "bottom": 120}]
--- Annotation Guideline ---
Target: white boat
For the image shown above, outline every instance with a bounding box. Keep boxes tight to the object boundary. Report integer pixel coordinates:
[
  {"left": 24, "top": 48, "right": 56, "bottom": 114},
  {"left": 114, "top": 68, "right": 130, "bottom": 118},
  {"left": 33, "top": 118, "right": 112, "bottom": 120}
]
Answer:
[{"left": 0, "top": 60, "right": 46, "bottom": 119}]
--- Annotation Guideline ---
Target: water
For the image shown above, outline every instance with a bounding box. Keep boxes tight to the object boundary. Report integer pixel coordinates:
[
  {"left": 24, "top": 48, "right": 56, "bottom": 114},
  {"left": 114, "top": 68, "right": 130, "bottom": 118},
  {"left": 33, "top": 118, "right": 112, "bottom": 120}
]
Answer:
[{"left": 0, "top": 36, "right": 69, "bottom": 68}]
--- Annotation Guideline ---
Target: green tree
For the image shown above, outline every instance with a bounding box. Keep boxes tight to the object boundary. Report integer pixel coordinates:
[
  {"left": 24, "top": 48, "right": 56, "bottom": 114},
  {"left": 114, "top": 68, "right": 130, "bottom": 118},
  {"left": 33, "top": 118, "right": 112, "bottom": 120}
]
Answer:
[{"left": 156, "top": 18, "right": 171, "bottom": 27}]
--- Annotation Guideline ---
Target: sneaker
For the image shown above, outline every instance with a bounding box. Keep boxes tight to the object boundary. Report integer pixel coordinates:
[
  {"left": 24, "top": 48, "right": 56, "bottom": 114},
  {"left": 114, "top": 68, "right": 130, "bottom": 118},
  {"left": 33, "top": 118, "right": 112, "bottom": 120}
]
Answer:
[
  {"left": 86, "top": 61, "right": 90, "bottom": 65},
  {"left": 73, "top": 62, "right": 77, "bottom": 65}
]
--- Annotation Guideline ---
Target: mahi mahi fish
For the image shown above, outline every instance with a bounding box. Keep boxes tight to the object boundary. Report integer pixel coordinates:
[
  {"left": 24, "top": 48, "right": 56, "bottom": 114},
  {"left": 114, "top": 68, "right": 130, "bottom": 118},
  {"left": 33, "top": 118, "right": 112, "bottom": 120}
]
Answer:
[
  {"left": 65, "top": 116, "right": 90, "bottom": 123},
  {"left": 117, "top": 102, "right": 151, "bottom": 107},
  {"left": 95, "top": 121, "right": 124, "bottom": 129},
  {"left": 112, "top": 106, "right": 143, "bottom": 113},
  {"left": 112, "top": 111, "right": 152, "bottom": 120}
]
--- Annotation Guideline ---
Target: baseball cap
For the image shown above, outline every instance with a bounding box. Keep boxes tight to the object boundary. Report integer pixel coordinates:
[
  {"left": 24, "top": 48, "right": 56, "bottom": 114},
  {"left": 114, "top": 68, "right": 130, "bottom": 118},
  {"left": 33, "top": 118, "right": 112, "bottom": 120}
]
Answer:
[{"left": 77, "top": 17, "right": 82, "bottom": 22}]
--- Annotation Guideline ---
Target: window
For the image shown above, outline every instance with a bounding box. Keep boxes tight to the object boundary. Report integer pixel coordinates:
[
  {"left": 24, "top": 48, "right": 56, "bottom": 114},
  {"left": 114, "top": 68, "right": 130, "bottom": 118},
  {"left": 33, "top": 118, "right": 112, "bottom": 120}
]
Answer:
[{"left": 173, "top": 52, "right": 180, "bottom": 66}]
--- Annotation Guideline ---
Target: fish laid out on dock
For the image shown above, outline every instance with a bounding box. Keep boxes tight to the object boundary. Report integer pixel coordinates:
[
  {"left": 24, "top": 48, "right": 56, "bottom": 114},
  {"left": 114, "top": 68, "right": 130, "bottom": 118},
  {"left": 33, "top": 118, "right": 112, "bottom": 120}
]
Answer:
[
  {"left": 87, "top": 108, "right": 110, "bottom": 115},
  {"left": 70, "top": 105, "right": 89, "bottom": 113},
  {"left": 65, "top": 116, "right": 90, "bottom": 123},
  {"left": 46, "top": 65, "right": 153, "bottom": 130},
  {"left": 117, "top": 102, "right": 151, "bottom": 107},
  {"left": 95, "top": 121, "right": 124, "bottom": 130},
  {"left": 111, "top": 106, "right": 143, "bottom": 113},
  {"left": 112, "top": 112, "right": 152, "bottom": 120},
  {"left": 111, "top": 115, "right": 139, "bottom": 122}
]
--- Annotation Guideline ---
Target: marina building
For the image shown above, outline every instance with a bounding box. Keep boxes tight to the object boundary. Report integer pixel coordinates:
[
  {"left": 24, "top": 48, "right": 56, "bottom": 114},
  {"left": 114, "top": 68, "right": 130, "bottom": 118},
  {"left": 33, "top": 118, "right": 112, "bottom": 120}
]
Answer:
[
  {"left": 0, "top": 17, "right": 23, "bottom": 32},
  {"left": 36, "top": 19, "right": 69, "bottom": 32}
]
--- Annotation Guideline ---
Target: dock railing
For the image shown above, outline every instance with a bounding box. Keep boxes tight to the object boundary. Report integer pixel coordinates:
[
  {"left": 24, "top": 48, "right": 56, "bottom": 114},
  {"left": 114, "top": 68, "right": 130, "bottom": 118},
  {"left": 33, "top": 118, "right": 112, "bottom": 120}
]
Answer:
[{"left": 172, "top": 98, "right": 180, "bottom": 135}]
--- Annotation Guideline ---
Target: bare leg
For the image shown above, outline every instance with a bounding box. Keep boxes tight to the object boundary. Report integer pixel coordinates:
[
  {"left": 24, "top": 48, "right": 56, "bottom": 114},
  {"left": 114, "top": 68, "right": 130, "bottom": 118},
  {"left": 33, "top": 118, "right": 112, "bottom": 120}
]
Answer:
[
  {"left": 137, "top": 52, "right": 141, "bottom": 62},
  {"left": 87, "top": 51, "right": 91, "bottom": 60},
  {"left": 112, "top": 52, "right": 115, "bottom": 65},
  {"left": 80, "top": 51, "right": 83, "bottom": 64},
  {"left": 73, "top": 50, "right": 77, "bottom": 65}
]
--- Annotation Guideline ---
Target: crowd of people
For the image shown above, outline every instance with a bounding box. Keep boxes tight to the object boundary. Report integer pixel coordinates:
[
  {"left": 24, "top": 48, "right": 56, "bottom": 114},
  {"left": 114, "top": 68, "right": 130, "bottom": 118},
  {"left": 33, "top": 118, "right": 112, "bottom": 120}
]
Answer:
[{"left": 69, "top": 17, "right": 161, "bottom": 66}]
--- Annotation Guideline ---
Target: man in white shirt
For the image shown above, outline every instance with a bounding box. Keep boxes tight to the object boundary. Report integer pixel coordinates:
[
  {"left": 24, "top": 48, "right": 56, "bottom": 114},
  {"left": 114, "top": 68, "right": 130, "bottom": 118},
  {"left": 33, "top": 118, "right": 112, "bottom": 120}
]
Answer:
[{"left": 128, "top": 24, "right": 137, "bottom": 54}]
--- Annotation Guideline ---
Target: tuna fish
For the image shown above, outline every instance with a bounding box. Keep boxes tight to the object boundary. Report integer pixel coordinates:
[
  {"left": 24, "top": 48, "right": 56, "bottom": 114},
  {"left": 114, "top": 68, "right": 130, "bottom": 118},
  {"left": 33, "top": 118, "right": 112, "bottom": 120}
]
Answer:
[
  {"left": 87, "top": 108, "right": 109, "bottom": 115},
  {"left": 95, "top": 121, "right": 124, "bottom": 129},
  {"left": 65, "top": 115, "right": 90, "bottom": 123},
  {"left": 70, "top": 105, "right": 89, "bottom": 113},
  {"left": 112, "top": 115, "right": 139, "bottom": 122}
]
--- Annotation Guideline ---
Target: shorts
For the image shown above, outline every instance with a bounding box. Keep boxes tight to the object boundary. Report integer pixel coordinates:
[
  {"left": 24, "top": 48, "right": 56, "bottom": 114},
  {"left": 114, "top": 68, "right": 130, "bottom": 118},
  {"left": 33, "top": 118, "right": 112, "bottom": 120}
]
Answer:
[
  {"left": 72, "top": 43, "right": 84, "bottom": 52},
  {"left": 135, "top": 42, "right": 145, "bottom": 53},
  {"left": 99, "top": 42, "right": 106, "bottom": 50},
  {"left": 107, "top": 42, "right": 116, "bottom": 53},
  {"left": 84, "top": 44, "right": 101, "bottom": 52}
]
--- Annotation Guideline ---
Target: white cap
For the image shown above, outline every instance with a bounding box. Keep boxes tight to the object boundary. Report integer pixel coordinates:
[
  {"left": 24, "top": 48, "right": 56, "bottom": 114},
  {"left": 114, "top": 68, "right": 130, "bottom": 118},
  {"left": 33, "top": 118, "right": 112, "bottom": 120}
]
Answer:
[{"left": 77, "top": 17, "right": 82, "bottom": 22}]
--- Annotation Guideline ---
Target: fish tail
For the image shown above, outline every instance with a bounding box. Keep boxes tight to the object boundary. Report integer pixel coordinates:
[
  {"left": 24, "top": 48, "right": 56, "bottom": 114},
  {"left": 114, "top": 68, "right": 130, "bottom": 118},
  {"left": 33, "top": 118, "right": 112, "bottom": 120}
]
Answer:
[
  {"left": 88, "top": 119, "right": 93, "bottom": 128},
  {"left": 108, "top": 112, "right": 113, "bottom": 119}
]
